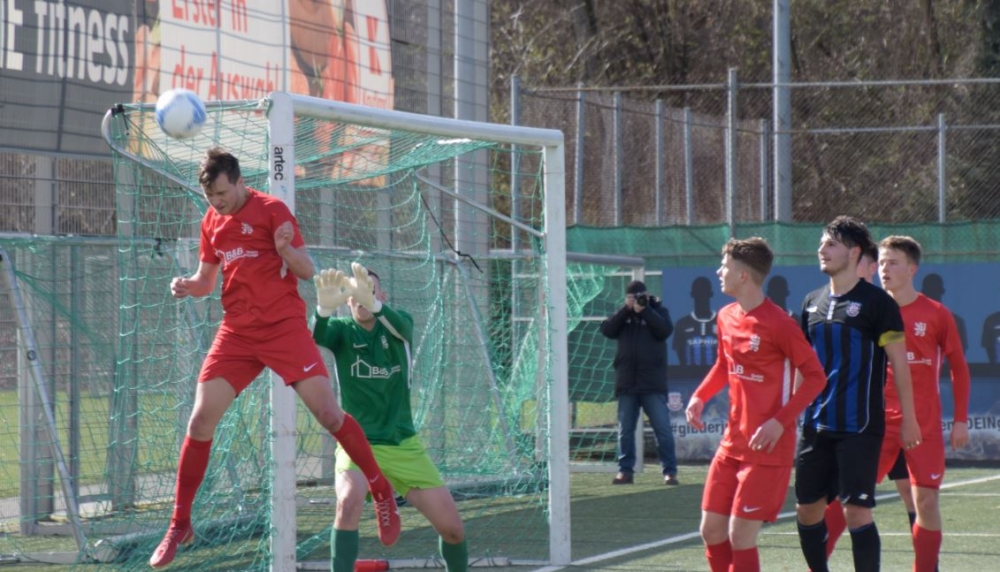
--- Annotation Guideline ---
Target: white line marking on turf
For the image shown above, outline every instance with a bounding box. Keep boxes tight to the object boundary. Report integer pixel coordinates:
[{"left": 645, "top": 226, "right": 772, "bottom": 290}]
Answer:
[
  {"left": 528, "top": 531, "right": 703, "bottom": 572},
  {"left": 528, "top": 472, "right": 1000, "bottom": 572}
]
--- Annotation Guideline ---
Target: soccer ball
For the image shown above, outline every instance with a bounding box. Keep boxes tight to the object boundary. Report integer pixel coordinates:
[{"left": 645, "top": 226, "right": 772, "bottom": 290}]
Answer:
[{"left": 155, "top": 89, "right": 206, "bottom": 140}]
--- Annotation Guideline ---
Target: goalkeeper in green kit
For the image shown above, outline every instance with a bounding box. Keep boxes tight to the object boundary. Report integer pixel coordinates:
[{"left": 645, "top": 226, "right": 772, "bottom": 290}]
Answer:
[{"left": 313, "top": 263, "right": 468, "bottom": 572}]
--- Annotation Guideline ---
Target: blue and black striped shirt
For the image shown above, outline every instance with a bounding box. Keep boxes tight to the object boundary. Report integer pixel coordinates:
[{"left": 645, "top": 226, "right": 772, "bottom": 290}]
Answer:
[{"left": 799, "top": 280, "right": 904, "bottom": 436}]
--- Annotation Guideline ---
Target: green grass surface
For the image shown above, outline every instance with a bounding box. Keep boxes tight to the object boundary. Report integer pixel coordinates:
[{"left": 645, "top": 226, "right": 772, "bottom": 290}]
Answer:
[{"left": 3, "top": 464, "right": 998, "bottom": 571}]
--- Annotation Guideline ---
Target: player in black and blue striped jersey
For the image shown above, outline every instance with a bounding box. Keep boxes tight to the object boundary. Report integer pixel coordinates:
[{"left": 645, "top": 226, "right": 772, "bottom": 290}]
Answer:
[{"left": 793, "top": 216, "right": 921, "bottom": 572}]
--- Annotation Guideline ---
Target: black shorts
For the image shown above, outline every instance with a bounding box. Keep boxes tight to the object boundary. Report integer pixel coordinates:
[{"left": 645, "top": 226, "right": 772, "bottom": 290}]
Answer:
[
  {"left": 886, "top": 449, "right": 909, "bottom": 481},
  {"left": 795, "top": 427, "right": 883, "bottom": 509}
]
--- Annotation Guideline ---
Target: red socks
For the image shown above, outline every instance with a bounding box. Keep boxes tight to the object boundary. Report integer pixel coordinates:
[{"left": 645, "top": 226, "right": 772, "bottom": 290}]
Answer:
[
  {"left": 706, "top": 542, "right": 759, "bottom": 572},
  {"left": 705, "top": 540, "right": 732, "bottom": 572},
  {"left": 912, "top": 524, "right": 941, "bottom": 572},
  {"left": 824, "top": 500, "right": 847, "bottom": 557},
  {"left": 731, "top": 547, "right": 760, "bottom": 572},
  {"left": 172, "top": 436, "right": 213, "bottom": 525},
  {"left": 332, "top": 414, "right": 383, "bottom": 482}
]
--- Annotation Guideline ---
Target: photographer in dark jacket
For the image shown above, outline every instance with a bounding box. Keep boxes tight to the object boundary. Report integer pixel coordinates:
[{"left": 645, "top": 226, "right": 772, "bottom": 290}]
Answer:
[{"left": 600, "top": 280, "right": 679, "bottom": 485}]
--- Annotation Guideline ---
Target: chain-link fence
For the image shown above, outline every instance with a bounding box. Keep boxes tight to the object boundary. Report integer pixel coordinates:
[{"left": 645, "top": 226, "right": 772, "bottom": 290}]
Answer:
[
  {"left": 517, "top": 75, "right": 1000, "bottom": 226},
  {"left": 0, "top": 154, "right": 117, "bottom": 236},
  {"left": 6, "top": 74, "right": 1000, "bottom": 235}
]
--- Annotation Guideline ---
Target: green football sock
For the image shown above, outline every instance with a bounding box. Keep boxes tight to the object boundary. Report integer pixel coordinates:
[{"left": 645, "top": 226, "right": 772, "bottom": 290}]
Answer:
[
  {"left": 331, "top": 528, "right": 359, "bottom": 572},
  {"left": 439, "top": 537, "right": 468, "bottom": 572}
]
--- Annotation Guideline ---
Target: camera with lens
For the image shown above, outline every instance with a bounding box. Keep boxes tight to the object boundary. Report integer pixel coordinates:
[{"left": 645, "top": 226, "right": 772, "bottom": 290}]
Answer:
[{"left": 634, "top": 292, "right": 650, "bottom": 307}]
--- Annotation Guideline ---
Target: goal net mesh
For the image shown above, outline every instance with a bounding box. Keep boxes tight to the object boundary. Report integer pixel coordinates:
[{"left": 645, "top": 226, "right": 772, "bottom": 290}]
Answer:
[{"left": 12, "top": 96, "right": 588, "bottom": 570}]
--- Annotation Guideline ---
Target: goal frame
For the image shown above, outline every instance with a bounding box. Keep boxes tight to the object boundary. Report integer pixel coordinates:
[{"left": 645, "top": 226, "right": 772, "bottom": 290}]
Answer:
[{"left": 266, "top": 91, "right": 570, "bottom": 568}]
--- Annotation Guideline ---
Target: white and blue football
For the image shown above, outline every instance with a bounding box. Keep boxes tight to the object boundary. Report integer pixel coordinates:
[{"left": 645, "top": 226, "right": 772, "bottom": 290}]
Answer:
[{"left": 155, "top": 89, "right": 207, "bottom": 140}]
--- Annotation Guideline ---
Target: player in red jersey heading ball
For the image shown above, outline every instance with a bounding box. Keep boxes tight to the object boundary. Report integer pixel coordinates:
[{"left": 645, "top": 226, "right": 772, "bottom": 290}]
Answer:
[{"left": 149, "top": 148, "right": 399, "bottom": 569}]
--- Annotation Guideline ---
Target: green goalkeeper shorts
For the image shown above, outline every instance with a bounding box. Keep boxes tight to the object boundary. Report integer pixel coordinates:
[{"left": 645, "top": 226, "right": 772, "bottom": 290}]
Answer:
[{"left": 335, "top": 435, "right": 445, "bottom": 497}]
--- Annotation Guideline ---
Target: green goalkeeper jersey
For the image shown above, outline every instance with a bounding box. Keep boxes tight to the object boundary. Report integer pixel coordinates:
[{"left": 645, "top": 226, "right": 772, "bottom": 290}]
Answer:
[{"left": 312, "top": 305, "right": 416, "bottom": 446}]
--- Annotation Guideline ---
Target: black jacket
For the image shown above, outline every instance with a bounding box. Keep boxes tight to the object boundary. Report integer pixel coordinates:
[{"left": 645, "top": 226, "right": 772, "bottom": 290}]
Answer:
[{"left": 599, "top": 300, "right": 674, "bottom": 396}]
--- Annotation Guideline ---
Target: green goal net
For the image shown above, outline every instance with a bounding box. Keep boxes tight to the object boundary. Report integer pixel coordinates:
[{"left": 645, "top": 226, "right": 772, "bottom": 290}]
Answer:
[{"left": 0, "top": 94, "right": 582, "bottom": 570}]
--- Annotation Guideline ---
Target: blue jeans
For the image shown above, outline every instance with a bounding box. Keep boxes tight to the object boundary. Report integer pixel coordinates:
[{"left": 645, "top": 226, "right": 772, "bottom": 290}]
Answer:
[{"left": 616, "top": 392, "right": 678, "bottom": 475}]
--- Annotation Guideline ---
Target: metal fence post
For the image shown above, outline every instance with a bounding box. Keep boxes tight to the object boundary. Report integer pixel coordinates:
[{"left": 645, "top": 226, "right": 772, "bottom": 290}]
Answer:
[
  {"left": 726, "top": 69, "right": 738, "bottom": 236},
  {"left": 773, "top": 0, "right": 793, "bottom": 222},
  {"left": 614, "top": 91, "right": 623, "bottom": 226},
  {"left": 684, "top": 107, "right": 694, "bottom": 225},
  {"left": 938, "top": 113, "right": 947, "bottom": 223},
  {"left": 760, "top": 119, "right": 770, "bottom": 221},
  {"left": 655, "top": 100, "right": 665, "bottom": 226},
  {"left": 69, "top": 246, "right": 81, "bottom": 501},
  {"left": 575, "top": 83, "right": 586, "bottom": 225},
  {"left": 511, "top": 75, "right": 521, "bottom": 252}
]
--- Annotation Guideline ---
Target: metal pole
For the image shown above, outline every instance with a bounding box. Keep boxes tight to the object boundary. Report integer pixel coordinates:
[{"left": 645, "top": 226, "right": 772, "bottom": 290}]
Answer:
[
  {"left": 773, "top": 0, "right": 793, "bottom": 222},
  {"left": 614, "top": 92, "right": 623, "bottom": 226},
  {"left": 574, "top": 84, "right": 586, "bottom": 225},
  {"left": 511, "top": 75, "right": 521, "bottom": 253},
  {"left": 938, "top": 113, "right": 947, "bottom": 223},
  {"left": 684, "top": 107, "right": 694, "bottom": 225},
  {"left": 726, "top": 68, "right": 738, "bottom": 236},
  {"left": 655, "top": 100, "right": 665, "bottom": 226},
  {"left": 69, "top": 246, "right": 81, "bottom": 500},
  {"left": 760, "top": 119, "right": 770, "bottom": 221},
  {"left": 426, "top": 0, "right": 443, "bottom": 254}
]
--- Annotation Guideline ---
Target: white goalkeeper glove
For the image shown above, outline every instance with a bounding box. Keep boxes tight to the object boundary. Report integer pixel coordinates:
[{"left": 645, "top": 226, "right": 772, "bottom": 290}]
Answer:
[
  {"left": 348, "top": 262, "right": 382, "bottom": 313},
  {"left": 314, "top": 268, "right": 350, "bottom": 317}
]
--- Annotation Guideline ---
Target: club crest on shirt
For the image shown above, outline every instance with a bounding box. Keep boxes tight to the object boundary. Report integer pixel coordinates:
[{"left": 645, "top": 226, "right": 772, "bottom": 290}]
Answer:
[
  {"left": 241, "top": 222, "right": 253, "bottom": 235},
  {"left": 381, "top": 335, "right": 389, "bottom": 349},
  {"left": 914, "top": 322, "right": 927, "bottom": 337},
  {"left": 846, "top": 302, "right": 861, "bottom": 317},
  {"left": 749, "top": 334, "right": 761, "bottom": 352}
]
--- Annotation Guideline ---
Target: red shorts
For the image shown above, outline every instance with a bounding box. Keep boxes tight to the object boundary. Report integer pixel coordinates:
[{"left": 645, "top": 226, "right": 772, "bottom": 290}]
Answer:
[
  {"left": 199, "top": 317, "right": 329, "bottom": 394},
  {"left": 702, "top": 452, "right": 792, "bottom": 523},
  {"left": 876, "top": 425, "right": 946, "bottom": 490}
]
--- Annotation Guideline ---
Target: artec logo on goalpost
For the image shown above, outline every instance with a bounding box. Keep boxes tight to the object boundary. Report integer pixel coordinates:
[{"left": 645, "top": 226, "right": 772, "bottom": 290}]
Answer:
[{"left": 272, "top": 146, "right": 287, "bottom": 180}]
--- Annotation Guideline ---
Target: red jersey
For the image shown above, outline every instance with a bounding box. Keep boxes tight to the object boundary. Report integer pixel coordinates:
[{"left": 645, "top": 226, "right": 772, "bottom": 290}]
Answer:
[
  {"left": 693, "top": 299, "right": 826, "bottom": 466},
  {"left": 885, "top": 293, "right": 970, "bottom": 433},
  {"left": 199, "top": 188, "right": 307, "bottom": 329}
]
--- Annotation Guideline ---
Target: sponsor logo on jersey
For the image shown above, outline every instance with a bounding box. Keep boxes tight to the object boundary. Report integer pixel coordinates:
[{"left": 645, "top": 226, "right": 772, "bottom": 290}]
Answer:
[
  {"left": 215, "top": 246, "right": 259, "bottom": 267},
  {"left": 351, "top": 356, "right": 401, "bottom": 380},
  {"left": 730, "top": 363, "right": 764, "bottom": 383}
]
